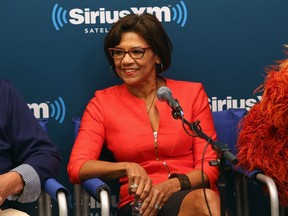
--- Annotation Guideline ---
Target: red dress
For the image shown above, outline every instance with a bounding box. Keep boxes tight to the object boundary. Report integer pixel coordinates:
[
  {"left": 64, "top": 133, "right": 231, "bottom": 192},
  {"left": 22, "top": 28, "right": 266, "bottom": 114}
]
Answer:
[{"left": 68, "top": 78, "right": 219, "bottom": 208}]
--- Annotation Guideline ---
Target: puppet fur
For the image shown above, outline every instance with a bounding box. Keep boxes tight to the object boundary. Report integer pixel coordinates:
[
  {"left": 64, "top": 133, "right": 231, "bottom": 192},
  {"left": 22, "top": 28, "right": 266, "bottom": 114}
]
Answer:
[{"left": 236, "top": 59, "right": 288, "bottom": 206}]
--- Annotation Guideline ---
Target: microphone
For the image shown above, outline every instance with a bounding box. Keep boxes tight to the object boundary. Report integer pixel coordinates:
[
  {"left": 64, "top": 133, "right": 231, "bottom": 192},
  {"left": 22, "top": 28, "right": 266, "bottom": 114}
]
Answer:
[{"left": 157, "top": 86, "right": 184, "bottom": 117}]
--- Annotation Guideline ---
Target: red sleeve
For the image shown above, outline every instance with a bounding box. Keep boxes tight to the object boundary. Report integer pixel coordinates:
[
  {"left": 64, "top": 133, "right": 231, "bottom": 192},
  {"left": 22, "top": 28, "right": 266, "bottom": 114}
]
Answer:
[{"left": 67, "top": 92, "right": 105, "bottom": 183}]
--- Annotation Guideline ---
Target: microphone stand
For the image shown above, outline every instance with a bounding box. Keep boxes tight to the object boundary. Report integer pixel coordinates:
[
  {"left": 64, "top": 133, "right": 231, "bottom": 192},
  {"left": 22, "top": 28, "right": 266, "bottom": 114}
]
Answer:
[{"left": 172, "top": 110, "right": 238, "bottom": 216}]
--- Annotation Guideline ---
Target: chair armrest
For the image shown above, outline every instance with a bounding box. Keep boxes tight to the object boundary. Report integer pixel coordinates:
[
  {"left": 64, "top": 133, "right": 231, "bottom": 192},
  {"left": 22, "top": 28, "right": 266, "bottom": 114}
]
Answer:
[
  {"left": 43, "top": 178, "right": 70, "bottom": 216},
  {"left": 44, "top": 178, "right": 69, "bottom": 201},
  {"left": 82, "top": 178, "right": 111, "bottom": 202},
  {"left": 233, "top": 166, "right": 262, "bottom": 185},
  {"left": 82, "top": 178, "right": 111, "bottom": 216},
  {"left": 255, "top": 173, "right": 279, "bottom": 216},
  {"left": 233, "top": 167, "right": 280, "bottom": 216}
]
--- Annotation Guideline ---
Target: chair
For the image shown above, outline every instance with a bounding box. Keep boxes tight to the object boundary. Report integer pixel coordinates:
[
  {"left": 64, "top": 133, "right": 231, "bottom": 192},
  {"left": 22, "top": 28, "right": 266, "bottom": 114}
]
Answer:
[
  {"left": 36, "top": 119, "right": 70, "bottom": 216},
  {"left": 212, "top": 109, "right": 280, "bottom": 216},
  {"left": 72, "top": 109, "right": 281, "bottom": 216}
]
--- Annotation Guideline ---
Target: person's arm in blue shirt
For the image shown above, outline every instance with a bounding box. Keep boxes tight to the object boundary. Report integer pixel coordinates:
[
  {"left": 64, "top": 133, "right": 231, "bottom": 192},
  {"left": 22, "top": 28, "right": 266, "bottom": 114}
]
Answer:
[{"left": 0, "top": 79, "right": 62, "bottom": 204}]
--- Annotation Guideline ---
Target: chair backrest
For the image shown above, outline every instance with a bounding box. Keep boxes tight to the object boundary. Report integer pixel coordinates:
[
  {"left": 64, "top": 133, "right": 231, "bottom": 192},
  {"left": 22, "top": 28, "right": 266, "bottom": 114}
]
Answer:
[
  {"left": 212, "top": 109, "right": 247, "bottom": 156},
  {"left": 212, "top": 109, "right": 247, "bottom": 215},
  {"left": 72, "top": 117, "right": 81, "bottom": 139},
  {"left": 38, "top": 118, "right": 49, "bottom": 133}
]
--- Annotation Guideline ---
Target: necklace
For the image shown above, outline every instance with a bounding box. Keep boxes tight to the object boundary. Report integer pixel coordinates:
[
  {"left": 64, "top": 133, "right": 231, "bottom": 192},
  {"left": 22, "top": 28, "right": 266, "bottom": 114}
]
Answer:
[{"left": 147, "top": 94, "right": 157, "bottom": 114}]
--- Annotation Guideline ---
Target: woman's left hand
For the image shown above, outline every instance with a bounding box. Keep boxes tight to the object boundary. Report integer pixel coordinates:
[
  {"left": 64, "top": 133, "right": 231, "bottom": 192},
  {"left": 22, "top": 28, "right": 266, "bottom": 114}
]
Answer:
[{"left": 138, "top": 179, "right": 179, "bottom": 216}]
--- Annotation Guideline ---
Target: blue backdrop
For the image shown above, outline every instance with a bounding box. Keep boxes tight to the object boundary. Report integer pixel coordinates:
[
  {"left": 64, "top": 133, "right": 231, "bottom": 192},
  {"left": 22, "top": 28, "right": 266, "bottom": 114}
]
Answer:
[{"left": 1, "top": 0, "right": 287, "bottom": 215}]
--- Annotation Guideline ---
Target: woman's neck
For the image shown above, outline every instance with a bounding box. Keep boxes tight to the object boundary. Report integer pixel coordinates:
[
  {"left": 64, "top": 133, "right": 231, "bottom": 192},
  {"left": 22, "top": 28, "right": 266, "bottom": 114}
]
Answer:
[{"left": 126, "top": 76, "right": 166, "bottom": 99}]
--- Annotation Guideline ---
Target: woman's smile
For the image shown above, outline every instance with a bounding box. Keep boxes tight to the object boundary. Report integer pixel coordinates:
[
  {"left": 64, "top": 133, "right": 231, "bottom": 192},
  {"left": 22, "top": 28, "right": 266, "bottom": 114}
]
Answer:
[{"left": 122, "top": 68, "right": 138, "bottom": 76}]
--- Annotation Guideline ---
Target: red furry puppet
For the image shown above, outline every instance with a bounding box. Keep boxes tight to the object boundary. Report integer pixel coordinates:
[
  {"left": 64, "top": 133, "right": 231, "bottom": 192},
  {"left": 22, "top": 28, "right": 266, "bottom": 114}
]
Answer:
[{"left": 236, "top": 59, "right": 288, "bottom": 206}]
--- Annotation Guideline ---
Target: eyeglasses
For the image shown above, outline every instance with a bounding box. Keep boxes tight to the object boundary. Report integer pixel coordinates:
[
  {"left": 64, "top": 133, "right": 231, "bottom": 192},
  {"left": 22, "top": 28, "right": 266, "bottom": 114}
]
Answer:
[{"left": 108, "top": 47, "right": 151, "bottom": 59}]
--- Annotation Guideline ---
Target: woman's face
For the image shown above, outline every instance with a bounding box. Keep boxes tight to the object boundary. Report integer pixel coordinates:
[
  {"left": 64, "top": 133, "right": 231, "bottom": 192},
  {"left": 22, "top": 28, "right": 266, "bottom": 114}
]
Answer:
[{"left": 112, "top": 32, "right": 161, "bottom": 87}]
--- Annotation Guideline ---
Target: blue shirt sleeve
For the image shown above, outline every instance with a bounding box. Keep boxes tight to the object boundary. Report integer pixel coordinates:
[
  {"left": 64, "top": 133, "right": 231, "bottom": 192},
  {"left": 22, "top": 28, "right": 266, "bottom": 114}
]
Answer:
[
  {"left": 8, "top": 164, "right": 41, "bottom": 203},
  {"left": 0, "top": 78, "right": 62, "bottom": 187}
]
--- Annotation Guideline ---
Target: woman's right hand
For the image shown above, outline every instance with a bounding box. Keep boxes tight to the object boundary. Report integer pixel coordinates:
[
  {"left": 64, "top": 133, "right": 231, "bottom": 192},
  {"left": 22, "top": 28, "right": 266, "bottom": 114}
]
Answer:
[{"left": 125, "top": 162, "right": 153, "bottom": 205}]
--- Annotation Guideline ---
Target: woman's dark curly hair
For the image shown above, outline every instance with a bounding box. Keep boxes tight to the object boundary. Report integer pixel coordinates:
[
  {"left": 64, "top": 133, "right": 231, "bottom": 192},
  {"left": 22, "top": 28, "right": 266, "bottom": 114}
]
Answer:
[{"left": 104, "top": 13, "right": 172, "bottom": 76}]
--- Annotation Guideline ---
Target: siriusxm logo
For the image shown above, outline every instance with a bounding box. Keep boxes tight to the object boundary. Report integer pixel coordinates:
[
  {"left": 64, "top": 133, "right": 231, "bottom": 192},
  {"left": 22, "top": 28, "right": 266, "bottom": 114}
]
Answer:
[
  {"left": 27, "top": 97, "right": 66, "bottom": 124},
  {"left": 208, "top": 95, "right": 262, "bottom": 112},
  {"left": 52, "top": 1, "right": 187, "bottom": 31}
]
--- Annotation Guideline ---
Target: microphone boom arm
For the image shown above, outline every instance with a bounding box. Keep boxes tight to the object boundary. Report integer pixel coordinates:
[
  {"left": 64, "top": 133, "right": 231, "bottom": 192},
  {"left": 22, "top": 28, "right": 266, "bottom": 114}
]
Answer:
[
  {"left": 172, "top": 109, "right": 237, "bottom": 216},
  {"left": 172, "top": 110, "right": 238, "bottom": 165}
]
